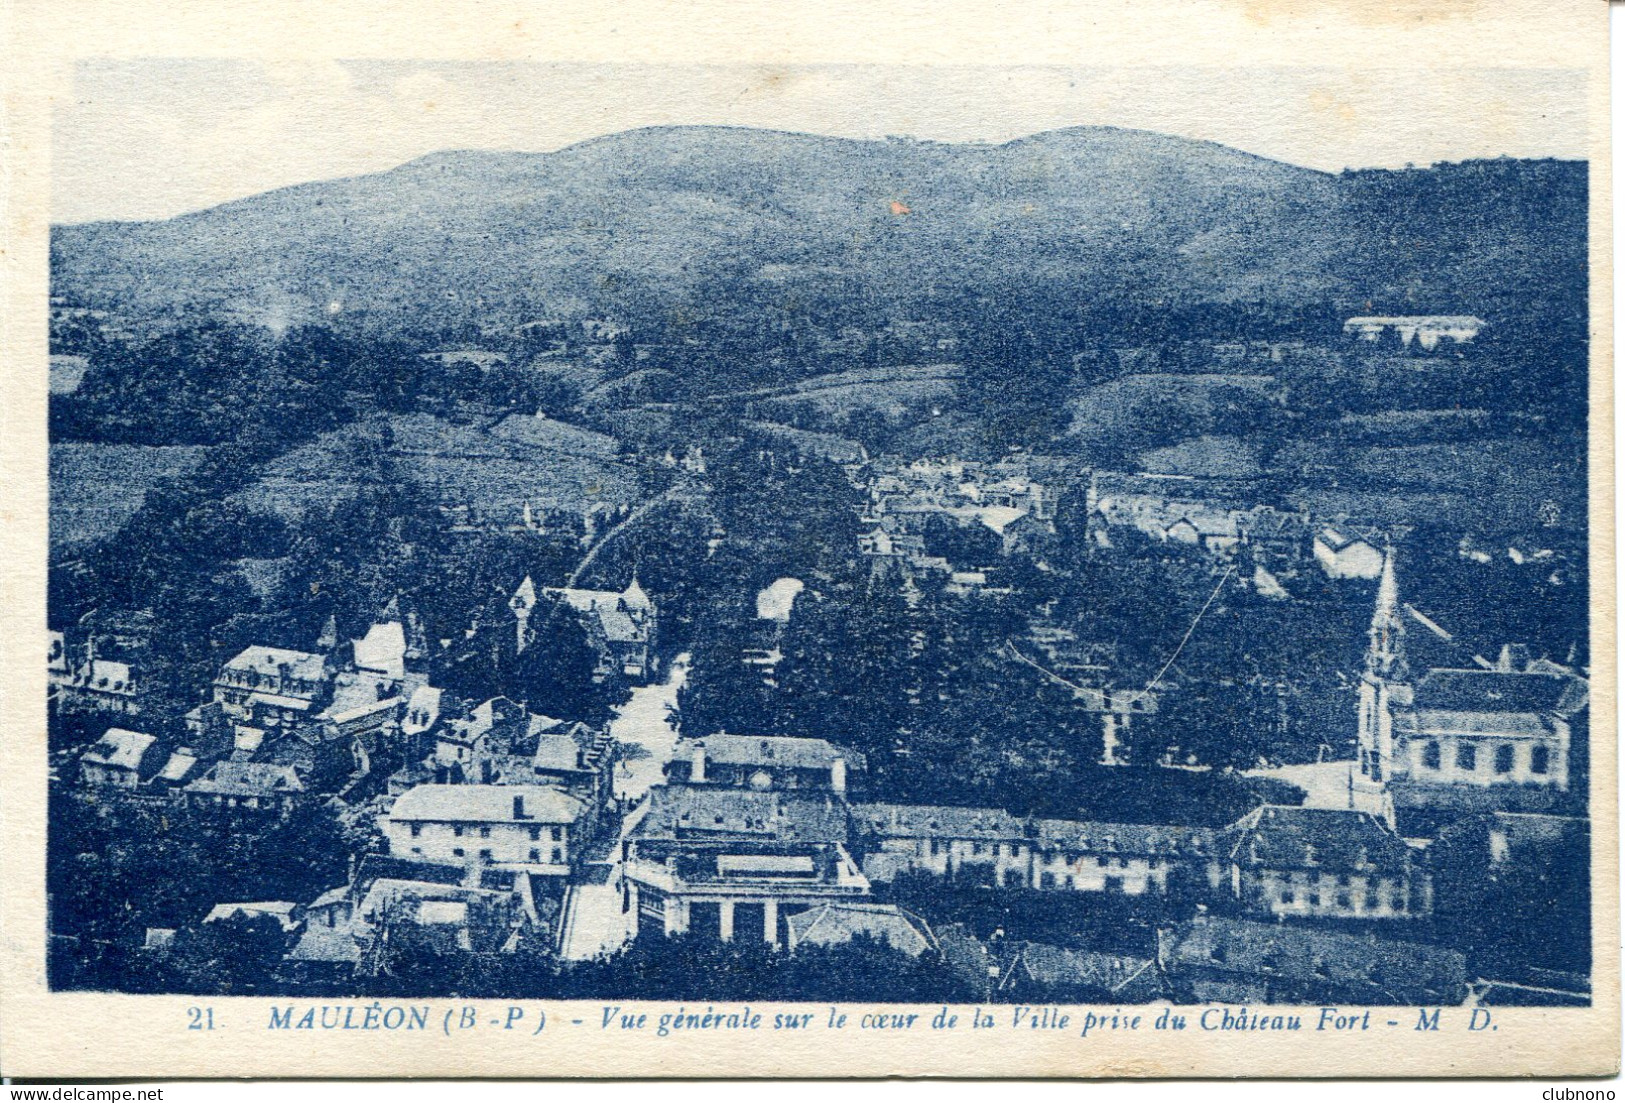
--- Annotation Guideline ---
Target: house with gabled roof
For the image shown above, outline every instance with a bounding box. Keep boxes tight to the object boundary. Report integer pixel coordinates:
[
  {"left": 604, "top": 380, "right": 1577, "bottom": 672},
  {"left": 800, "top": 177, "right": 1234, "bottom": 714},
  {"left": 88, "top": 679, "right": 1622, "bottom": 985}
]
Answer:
[
  {"left": 1313, "top": 527, "right": 1386, "bottom": 579},
  {"left": 50, "top": 631, "right": 141, "bottom": 716},
  {"left": 181, "top": 760, "right": 305, "bottom": 815},
  {"left": 785, "top": 902, "right": 937, "bottom": 958},
  {"left": 1224, "top": 805, "right": 1429, "bottom": 920},
  {"left": 996, "top": 941, "right": 1166, "bottom": 1003},
  {"left": 527, "top": 576, "right": 659, "bottom": 683},
  {"left": 79, "top": 728, "right": 161, "bottom": 788}
]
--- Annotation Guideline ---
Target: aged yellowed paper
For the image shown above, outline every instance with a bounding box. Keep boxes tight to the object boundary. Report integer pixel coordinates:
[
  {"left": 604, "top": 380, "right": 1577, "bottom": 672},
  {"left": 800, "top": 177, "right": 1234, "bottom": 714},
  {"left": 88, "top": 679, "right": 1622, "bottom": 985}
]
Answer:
[{"left": 0, "top": 0, "right": 1615, "bottom": 1079}]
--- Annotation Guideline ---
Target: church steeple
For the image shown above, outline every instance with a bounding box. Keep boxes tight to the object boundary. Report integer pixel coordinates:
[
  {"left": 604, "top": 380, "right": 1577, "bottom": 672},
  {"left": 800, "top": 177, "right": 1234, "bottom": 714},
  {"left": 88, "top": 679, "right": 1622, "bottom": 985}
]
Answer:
[{"left": 1366, "top": 548, "right": 1408, "bottom": 681}]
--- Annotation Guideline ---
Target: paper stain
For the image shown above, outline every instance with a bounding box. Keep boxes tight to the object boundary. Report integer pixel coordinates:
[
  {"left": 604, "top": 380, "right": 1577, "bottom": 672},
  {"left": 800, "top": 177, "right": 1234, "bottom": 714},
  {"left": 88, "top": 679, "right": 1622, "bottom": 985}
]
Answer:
[
  {"left": 1236, "top": 0, "right": 1491, "bottom": 26},
  {"left": 889, "top": 200, "right": 912, "bottom": 216},
  {"left": 730, "top": 67, "right": 798, "bottom": 105},
  {"left": 1308, "top": 88, "right": 1359, "bottom": 124}
]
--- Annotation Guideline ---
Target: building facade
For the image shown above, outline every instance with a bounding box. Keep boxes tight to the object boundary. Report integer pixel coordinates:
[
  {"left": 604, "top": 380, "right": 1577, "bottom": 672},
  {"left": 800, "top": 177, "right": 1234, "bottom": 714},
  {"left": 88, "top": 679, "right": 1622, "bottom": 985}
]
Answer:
[
  {"left": 1226, "top": 805, "right": 1431, "bottom": 920},
  {"left": 1355, "top": 552, "right": 1584, "bottom": 820},
  {"left": 621, "top": 785, "right": 869, "bottom": 946},
  {"left": 385, "top": 783, "right": 584, "bottom": 876},
  {"left": 666, "top": 734, "right": 863, "bottom": 793}
]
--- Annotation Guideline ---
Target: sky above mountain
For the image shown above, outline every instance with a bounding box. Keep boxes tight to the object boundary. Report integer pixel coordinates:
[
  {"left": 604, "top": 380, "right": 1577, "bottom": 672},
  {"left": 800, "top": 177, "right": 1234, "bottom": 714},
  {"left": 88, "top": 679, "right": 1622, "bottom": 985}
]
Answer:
[{"left": 53, "top": 60, "right": 1587, "bottom": 224}]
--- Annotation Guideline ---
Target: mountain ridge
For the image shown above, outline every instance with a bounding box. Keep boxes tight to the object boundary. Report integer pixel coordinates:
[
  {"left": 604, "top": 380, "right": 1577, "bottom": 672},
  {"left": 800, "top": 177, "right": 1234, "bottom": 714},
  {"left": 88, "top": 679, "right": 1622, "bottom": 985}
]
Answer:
[{"left": 50, "top": 124, "right": 1584, "bottom": 345}]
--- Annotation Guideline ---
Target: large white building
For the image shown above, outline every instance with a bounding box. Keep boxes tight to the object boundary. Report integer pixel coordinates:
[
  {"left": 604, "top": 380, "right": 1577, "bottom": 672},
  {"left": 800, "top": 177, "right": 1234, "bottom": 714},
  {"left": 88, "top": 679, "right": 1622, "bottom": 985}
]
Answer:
[
  {"left": 1313, "top": 527, "right": 1386, "bottom": 579},
  {"left": 385, "top": 783, "right": 584, "bottom": 876},
  {"left": 853, "top": 803, "right": 1220, "bottom": 898},
  {"left": 212, "top": 645, "right": 331, "bottom": 728},
  {"left": 620, "top": 785, "right": 869, "bottom": 945}
]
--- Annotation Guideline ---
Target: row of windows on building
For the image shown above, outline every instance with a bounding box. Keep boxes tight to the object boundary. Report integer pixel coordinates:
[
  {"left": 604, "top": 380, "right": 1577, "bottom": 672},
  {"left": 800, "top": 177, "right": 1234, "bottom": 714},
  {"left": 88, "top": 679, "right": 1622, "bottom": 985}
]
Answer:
[
  {"left": 921, "top": 839, "right": 1150, "bottom": 865},
  {"left": 192, "top": 793, "right": 295, "bottom": 809},
  {"left": 1033, "top": 871, "right": 1145, "bottom": 891},
  {"left": 408, "top": 823, "right": 563, "bottom": 840},
  {"left": 1361, "top": 741, "right": 1553, "bottom": 781},
  {"left": 407, "top": 845, "right": 564, "bottom": 863},
  {"left": 1420, "top": 740, "right": 1551, "bottom": 774},
  {"left": 1278, "top": 887, "right": 1405, "bottom": 911}
]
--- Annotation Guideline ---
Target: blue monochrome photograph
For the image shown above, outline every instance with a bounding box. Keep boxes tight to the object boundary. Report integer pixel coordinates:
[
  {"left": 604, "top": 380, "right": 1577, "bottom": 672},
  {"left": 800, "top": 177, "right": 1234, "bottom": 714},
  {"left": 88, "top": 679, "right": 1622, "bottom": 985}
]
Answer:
[{"left": 44, "top": 61, "right": 1593, "bottom": 1010}]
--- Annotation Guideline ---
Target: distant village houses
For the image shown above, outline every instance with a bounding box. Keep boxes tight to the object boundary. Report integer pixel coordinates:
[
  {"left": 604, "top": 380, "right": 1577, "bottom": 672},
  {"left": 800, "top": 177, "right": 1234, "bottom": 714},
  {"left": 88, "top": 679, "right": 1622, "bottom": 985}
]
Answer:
[
  {"left": 1343, "top": 315, "right": 1486, "bottom": 351},
  {"left": 49, "top": 630, "right": 139, "bottom": 716}
]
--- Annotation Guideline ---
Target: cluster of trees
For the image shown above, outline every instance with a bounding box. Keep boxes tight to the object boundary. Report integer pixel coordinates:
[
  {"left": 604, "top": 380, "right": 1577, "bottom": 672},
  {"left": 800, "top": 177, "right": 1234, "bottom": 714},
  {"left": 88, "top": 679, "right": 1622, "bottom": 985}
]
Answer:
[
  {"left": 50, "top": 320, "right": 568, "bottom": 449},
  {"left": 48, "top": 789, "right": 353, "bottom": 992},
  {"left": 678, "top": 552, "right": 1302, "bottom": 821}
]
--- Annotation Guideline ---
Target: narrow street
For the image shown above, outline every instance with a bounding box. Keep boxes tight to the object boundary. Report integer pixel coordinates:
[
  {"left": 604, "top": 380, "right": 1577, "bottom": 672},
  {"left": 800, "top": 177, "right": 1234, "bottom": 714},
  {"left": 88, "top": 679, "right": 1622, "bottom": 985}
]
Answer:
[{"left": 557, "top": 654, "right": 689, "bottom": 961}]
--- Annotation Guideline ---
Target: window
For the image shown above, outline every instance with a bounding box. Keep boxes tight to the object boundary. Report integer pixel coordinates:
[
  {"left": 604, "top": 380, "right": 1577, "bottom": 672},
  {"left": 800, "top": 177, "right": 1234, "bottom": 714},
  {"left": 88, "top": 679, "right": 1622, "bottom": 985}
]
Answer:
[
  {"left": 1532, "top": 745, "right": 1551, "bottom": 774},
  {"left": 1040, "top": 872, "right": 1056, "bottom": 889},
  {"left": 1280, "top": 891, "right": 1295, "bottom": 904},
  {"left": 452, "top": 847, "right": 464, "bottom": 857},
  {"left": 529, "top": 826, "right": 542, "bottom": 841},
  {"left": 480, "top": 826, "right": 492, "bottom": 839},
  {"left": 453, "top": 825, "right": 465, "bottom": 837},
  {"left": 1364, "top": 890, "right": 1379, "bottom": 909},
  {"left": 410, "top": 823, "right": 422, "bottom": 838},
  {"left": 551, "top": 848, "right": 562, "bottom": 864},
  {"left": 1308, "top": 893, "right": 1321, "bottom": 907},
  {"left": 1456, "top": 742, "right": 1477, "bottom": 771},
  {"left": 551, "top": 826, "right": 562, "bottom": 842},
  {"left": 1423, "top": 742, "right": 1441, "bottom": 770},
  {"left": 1494, "top": 744, "right": 1514, "bottom": 775},
  {"left": 1336, "top": 873, "right": 1350, "bottom": 886},
  {"left": 529, "top": 848, "right": 541, "bottom": 862},
  {"left": 1336, "top": 893, "right": 1351, "bottom": 909},
  {"left": 479, "top": 849, "right": 492, "bottom": 860}
]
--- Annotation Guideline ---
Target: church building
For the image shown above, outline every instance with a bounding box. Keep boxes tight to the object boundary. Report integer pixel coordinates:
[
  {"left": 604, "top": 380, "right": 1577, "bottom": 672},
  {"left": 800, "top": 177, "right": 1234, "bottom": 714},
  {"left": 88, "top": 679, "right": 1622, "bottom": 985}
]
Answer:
[{"left": 1353, "top": 551, "right": 1586, "bottom": 826}]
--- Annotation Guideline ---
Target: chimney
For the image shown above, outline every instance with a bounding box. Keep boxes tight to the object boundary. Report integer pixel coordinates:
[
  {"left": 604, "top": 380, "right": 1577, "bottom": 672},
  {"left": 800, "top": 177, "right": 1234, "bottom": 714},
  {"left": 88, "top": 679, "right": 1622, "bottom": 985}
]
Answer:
[
  {"left": 691, "top": 740, "right": 706, "bottom": 783},
  {"left": 464, "top": 850, "right": 483, "bottom": 888},
  {"left": 831, "top": 757, "right": 847, "bottom": 793}
]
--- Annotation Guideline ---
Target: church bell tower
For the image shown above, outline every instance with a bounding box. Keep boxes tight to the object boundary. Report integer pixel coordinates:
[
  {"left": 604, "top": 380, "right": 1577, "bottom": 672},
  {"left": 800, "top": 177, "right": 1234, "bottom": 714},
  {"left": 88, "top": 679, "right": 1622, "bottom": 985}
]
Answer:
[{"left": 1355, "top": 550, "right": 1409, "bottom": 811}]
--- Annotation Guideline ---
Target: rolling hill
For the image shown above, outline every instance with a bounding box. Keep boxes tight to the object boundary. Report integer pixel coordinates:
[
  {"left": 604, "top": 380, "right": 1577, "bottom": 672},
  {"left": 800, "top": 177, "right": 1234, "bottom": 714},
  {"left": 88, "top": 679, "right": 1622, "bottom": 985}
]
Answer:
[{"left": 51, "top": 124, "right": 1582, "bottom": 348}]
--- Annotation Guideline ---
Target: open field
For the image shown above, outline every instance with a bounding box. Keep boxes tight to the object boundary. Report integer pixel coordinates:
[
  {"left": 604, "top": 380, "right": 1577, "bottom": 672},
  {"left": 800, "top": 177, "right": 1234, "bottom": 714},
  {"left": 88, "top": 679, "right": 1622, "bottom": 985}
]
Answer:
[
  {"left": 50, "top": 442, "right": 211, "bottom": 556},
  {"left": 232, "top": 413, "right": 637, "bottom": 526}
]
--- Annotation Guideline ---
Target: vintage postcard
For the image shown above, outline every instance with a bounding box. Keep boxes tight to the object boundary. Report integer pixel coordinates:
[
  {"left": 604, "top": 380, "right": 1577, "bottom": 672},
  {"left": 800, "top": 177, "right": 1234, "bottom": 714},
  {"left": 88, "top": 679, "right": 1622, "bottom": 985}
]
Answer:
[{"left": 0, "top": 0, "right": 1615, "bottom": 1081}]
